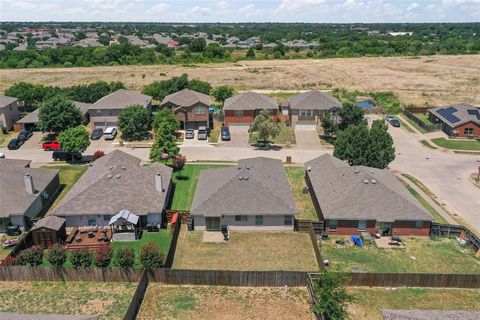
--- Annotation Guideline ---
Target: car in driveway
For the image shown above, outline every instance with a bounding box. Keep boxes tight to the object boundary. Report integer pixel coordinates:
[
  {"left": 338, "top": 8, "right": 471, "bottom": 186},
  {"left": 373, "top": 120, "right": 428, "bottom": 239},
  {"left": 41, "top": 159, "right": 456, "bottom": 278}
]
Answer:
[
  {"left": 7, "top": 138, "right": 24, "bottom": 150},
  {"left": 17, "top": 130, "right": 33, "bottom": 141},
  {"left": 221, "top": 126, "right": 231, "bottom": 141},
  {"left": 385, "top": 115, "right": 401, "bottom": 127},
  {"left": 185, "top": 129, "right": 195, "bottom": 139},
  {"left": 52, "top": 151, "right": 82, "bottom": 162},
  {"left": 42, "top": 139, "right": 61, "bottom": 151},
  {"left": 104, "top": 127, "right": 117, "bottom": 140},
  {"left": 197, "top": 126, "right": 208, "bottom": 140},
  {"left": 90, "top": 128, "right": 103, "bottom": 140}
]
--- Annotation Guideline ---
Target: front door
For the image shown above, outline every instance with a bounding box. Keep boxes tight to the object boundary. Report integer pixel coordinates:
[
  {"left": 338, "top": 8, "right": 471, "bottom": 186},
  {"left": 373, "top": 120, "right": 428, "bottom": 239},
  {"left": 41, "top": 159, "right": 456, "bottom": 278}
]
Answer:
[{"left": 205, "top": 217, "right": 221, "bottom": 231}]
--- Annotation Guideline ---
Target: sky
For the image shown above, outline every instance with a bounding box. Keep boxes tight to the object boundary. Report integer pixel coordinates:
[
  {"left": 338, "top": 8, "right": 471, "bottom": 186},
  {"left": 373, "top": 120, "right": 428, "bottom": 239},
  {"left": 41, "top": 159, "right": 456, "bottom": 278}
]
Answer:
[{"left": 1, "top": 0, "right": 480, "bottom": 23}]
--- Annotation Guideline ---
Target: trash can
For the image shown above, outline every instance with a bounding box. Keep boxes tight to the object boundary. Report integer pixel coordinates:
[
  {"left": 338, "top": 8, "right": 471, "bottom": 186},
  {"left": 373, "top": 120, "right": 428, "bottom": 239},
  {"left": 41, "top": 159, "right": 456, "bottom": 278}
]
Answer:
[{"left": 187, "top": 220, "right": 194, "bottom": 231}]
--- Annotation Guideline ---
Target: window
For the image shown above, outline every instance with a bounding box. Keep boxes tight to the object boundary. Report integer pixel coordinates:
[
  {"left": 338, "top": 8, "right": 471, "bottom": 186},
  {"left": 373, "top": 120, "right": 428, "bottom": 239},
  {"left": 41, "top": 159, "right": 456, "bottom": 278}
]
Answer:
[
  {"left": 103, "top": 215, "right": 111, "bottom": 222},
  {"left": 255, "top": 215, "right": 263, "bottom": 226},
  {"left": 300, "top": 109, "right": 313, "bottom": 117},
  {"left": 235, "top": 215, "right": 248, "bottom": 222},
  {"left": 414, "top": 221, "right": 424, "bottom": 228},
  {"left": 464, "top": 128, "right": 474, "bottom": 136},
  {"left": 358, "top": 220, "right": 367, "bottom": 231},
  {"left": 87, "top": 216, "right": 96, "bottom": 226},
  {"left": 195, "top": 106, "right": 205, "bottom": 115},
  {"left": 234, "top": 110, "right": 243, "bottom": 117},
  {"left": 96, "top": 110, "right": 101, "bottom": 114},
  {"left": 284, "top": 215, "right": 292, "bottom": 225},
  {"left": 328, "top": 220, "right": 337, "bottom": 230}
]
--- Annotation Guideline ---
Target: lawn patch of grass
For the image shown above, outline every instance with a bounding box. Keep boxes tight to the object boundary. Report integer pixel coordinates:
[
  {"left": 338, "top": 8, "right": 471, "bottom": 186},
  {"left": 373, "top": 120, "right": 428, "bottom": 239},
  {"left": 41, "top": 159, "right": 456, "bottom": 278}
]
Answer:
[
  {"left": 420, "top": 139, "right": 438, "bottom": 149},
  {"left": 414, "top": 113, "right": 433, "bottom": 125},
  {"left": 250, "top": 123, "right": 296, "bottom": 145},
  {"left": 431, "top": 138, "right": 480, "bottom": 151},
  {"left": 402, "top": 183, "right": 447, "bottom": 223},
  {"left": 285, "top": 166, "right": 318, "bottom": 221},
  {"left": 399, "top": 114, "right": 427, "bottom": 133}
]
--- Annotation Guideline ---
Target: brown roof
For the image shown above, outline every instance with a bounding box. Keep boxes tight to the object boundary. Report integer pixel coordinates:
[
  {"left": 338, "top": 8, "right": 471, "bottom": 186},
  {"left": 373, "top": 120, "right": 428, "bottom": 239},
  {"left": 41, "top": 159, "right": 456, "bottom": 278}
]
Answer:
[
  {"left": 31, "top": 215, "right": 66, "bottom": 231},
  {"left": 17, "top": 101, "right": 91, "bottom": 124},
  {"left": 223, "top": 92, "right": 277, "bottom": 111},
  {"left": 160, "top": 88, "right": 211, "bottom": 108},
  {"left": 0, "top": 96, "right": 18, "bottom": 108},
  {"left": 89, "top": 89, "right": 152, "bottom": 110},
  {"left": 288, "top": 90, "right": 342, "bottom": 110}
]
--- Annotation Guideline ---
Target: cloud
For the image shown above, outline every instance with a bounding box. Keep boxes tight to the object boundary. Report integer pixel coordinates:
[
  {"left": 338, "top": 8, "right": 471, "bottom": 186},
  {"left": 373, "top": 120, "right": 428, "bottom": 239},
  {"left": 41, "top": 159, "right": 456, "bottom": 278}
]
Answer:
[
  {"left": 82, "top": 0, "right": 122, "bottom": 10},
  {"left": 217, "top": 1, "right": 229, "bottom": 10},
  {"left": 277, "top": 0, "right": 326, "bottom": 12},
  {"left": 407, "top": 3, "right": 419, "bottom": 11},
  {"left": 238, "top": 4, "right": 263, "bottom": 17},
  {"left": 188, "top": 6, "right": 211, "bottom": 16},
  {"left": 10, "top": 1, "right": 37, "bottom": 9},
  {"left": 151, "top": 3, "right": 169, "bottom": 13}
]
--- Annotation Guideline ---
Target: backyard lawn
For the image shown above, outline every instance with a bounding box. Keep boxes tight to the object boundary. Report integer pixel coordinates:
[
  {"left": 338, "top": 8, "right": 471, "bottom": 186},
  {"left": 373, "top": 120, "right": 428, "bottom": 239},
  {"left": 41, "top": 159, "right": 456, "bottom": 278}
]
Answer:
[
  {"left": 138, "top": 284, "right": 312, "bottom": 320},
  {"left": 414, "top": 113, "right": 434, "bottom": 125},
  {"left": 399, "top": 114, "right": 426, "bottom": 133},
  {"left": 321, "top": 237, "right": 480, "bottom": 273},
  {"left": 173, "top": 229, "right": 319, "bottom": 271},
  {"left": 431, "top": 138, "right": 480, "bottom": 151},
  {"left": 285, "top": 166, "right": 318, "bottom": 221},
  {"left": 349, "top": 288, "right": 480, "bottom": 320},
  {"left": 170, "top": 164, "right": 230, "bottom": 211},
  {"left": 0, "top": 281, "right": 135, "bottom": 320}
]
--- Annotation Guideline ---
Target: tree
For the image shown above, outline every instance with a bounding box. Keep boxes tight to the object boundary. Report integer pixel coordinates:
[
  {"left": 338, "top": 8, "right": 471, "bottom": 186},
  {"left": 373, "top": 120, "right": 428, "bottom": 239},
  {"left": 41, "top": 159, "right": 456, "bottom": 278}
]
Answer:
[
  {"left": 58, "top": 126, "right": 90, "bottom": 153},
  {"left": 38, "top": 96, "right": 83, "bottom": 132},
  {"left": 212, "top": 85, "right": 235, "bottom": 103},
  {"left": 69, "top": 250, "right": 93, "bottom": 267},
  {"left": 251, "top": 109, "right": 280, "bottom": 145},
  {"left": 188, "top": 38, "right": 207, "bottom": 52},
  {"left": 117, "top": 105, "right": 150, "bottom": 141},
  {"left": 204, "top": 43, "right": 228, "bottom": 59},
  {"left": 140, "top": 242, "right": 165, "bottom": 269},
  {"left": 333, "top": 124, "right": 370, "bottom": 166},
  {"left": 312, "top": 269, "right": 352, "bottom": 320},
  {"left": 95, "top": 245, "right": 113, "bottom": 268},
  {"left": 46, "top": 245, "right": 67, "bottom": 266},
  {"left": 115, "top": 247, "right": 135, "bottom": 268},
  {"left": 188, "top": 79, "right": 212, "bottom": 95},
  {"left": 246, "top": 47, "right": 256, "bottom": 59},
  {"left": 338, "top": 103, "right": 365, "bottom": 131},
  {"left": 150, "top": 109, "right": 180, "bottom": 165},
  {"left": 367, "top": 120, "right": 395, "bottom": 169},
  {"left": 93, "top": 150, "right": 105, "bottom": 161},
  {"left": 321, "top": 111, "right": 339, "bottom": 137},
  {"left": 142, "top": 74, "right": 212, "bottom": 101}
]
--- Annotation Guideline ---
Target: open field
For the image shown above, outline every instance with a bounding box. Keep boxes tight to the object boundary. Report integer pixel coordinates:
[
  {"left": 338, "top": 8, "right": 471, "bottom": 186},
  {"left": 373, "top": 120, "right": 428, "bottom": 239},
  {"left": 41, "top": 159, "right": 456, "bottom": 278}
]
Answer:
[
  {"left": 321, "top": 237, "right": 480, "bottom": 273},
  {"left": 285, "top": 166, "right": 318, "bottom": 221},
  {"left": 173, "top": 229, "right": 318, "bottom": 271},
  {"left": 0, "top": 281, "right": 135, "bottom": 319},
  {"left": 138, "top": 284, "right": 312, "bottom": 320},
  {"left": 2, "top": 55, "right": 480, "bottom": 106},
  {"left": 349, "top": 287, "right": 480, "bottom": 320},
  {"left": 431, "top": 138, "right": 480, "bottom": 151}
]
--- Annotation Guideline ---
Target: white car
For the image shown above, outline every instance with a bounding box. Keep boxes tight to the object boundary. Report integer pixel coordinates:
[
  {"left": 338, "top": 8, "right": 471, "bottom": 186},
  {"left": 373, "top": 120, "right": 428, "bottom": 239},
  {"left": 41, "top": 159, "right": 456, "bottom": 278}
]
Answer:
[
  {"left": 103, "top": 127, "right": 117, "bottom": 140},
  {"left": 0, "top": 152, "right": 5, "bottom": 159}
]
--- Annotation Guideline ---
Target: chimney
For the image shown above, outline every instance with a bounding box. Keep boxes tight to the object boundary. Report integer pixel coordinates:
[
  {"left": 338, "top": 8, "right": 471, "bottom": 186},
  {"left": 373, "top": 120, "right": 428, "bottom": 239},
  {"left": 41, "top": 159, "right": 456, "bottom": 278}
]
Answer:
[
  {"left": 155, "top": 173, "right": 163, "bottom": 192},
  {"left": 24, "top": 173, "right": 35, "bottom": 194}
]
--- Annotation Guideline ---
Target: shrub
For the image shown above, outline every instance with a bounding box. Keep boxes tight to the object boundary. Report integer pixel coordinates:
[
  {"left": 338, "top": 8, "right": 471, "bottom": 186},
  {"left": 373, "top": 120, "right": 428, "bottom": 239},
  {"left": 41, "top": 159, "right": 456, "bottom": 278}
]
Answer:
[
  {"left": 1, "top": 126, "right": 7, "bottom": 134},
  {"left": 93, "top": 150, "right": 105, "bottom": 161},
  {"left": 312, "top": 269, "right": 352, "bottom": 320},
  {"left": 46, "top": 245, "right": 67, "bottom": 266},
  {"left": 95, "top": 245, "right": 113, "bottom": 268},
  {"left": 140, "top": 242, "right": 165, "bottom": 269},
  {"left": 69, "top": 250, "right": 93, "bottom": 267},
  {"left": 115, "top": 247, "right": 135, "bottom": 268},
  {"left": 15, "top": 246, "right": 44, "bottom": 266}
]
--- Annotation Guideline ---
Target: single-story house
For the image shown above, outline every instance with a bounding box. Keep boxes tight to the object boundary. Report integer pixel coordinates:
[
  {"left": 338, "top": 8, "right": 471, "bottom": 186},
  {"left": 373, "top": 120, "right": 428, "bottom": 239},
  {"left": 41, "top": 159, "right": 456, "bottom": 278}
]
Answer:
[
  {"left": 223, "top": 92, "right": 278, "bottom": 126},
  {"left": 305, "top": 154, "right": 433, "bottom": 236},
  {"left": 160, "top": 88, "right": 211, "bottom": 130},
  {"left": 51, "top": 150, "right": 172, "bottom": 227},
  {"left": 0, "top": 159, "right": 60, "bottom": 231},
  {"left": 428, "top": 103, "right": 480, "bottom": 138},
  {"left": 288, "top": 91, "right": 342, "bottom": 130},
  {"left": 191, "top": 157, "right": 298, "bottom": 231},
  {"left": 89, "top": 89, "right": 152, "bottom": 130},
  {"left": 31, "top": 215, "right": 67, "bottom": 248},
  {"left": 16, "top": 101, "right": 91, "bottom": 131},
  {"left": 0, "top": 96, "right": 20, "bottom": 130}
]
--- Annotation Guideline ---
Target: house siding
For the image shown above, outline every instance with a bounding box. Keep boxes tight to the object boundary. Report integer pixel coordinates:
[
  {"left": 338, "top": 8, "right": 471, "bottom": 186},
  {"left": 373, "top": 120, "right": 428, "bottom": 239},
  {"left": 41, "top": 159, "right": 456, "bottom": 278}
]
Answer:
[
  {"left": 192, "top": 214, "right": 294, "bottom": 231},
  {"left": 290, "top": 109, "right": 334, "bottom": 129},
  {"left": 224, "top": 110, "right": 278, "bottom": 125},
  {"left": 391, "top": 220, "right": 431, "bottom": 236},
  {"left": 325, "top": 219, "right": 376, "bottom": 235},
  {"left": 0, "top": 100, "right": 20, "bottom": 130},
  {"left": 164, "top": 102, "right": 210, "bottom": 129}
]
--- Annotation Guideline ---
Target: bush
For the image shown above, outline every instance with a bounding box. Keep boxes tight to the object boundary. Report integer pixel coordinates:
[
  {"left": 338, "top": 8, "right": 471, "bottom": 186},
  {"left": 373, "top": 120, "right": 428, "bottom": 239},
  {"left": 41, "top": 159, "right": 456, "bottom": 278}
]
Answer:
[
  {"left": 93, "top": 150, "right": 105, "bottom": 161},
  {"left": 95, "top": 245, "right": 113, "bottom": 268},
  {"left": 1, "top": 126, "right": 7, "bottom": 134},
  {"left": 69, "top": 250, "right": 93, "bottom": 267},
  {"left": 15, "top": 246, "right": 44, "bottom": 266},
  {"left": 46, "top": 245, "right": 67, "bottom": 266},
  {"left": 115, "top": 247, "right": 136, "bottom": 268},
  {"left": 140, "top": 242, "right": 165, "bottom": 269}
]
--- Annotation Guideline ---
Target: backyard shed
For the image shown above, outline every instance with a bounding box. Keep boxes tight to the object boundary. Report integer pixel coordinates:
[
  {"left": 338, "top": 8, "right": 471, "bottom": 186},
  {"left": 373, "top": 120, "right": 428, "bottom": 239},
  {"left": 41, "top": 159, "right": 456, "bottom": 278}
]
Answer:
[{"left": 31, "top": 215, "right": 67, "bottom": 248}]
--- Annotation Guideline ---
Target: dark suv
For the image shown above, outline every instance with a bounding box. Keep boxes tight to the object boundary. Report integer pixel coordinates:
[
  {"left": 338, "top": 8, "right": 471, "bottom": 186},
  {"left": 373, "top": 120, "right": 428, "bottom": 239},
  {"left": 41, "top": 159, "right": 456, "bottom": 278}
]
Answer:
[
  {"left": 221, "top": 127, "right": 231, "bottom": 141},
  {"left": 17, "top": 130, "right": 33, "bottom": 141},
  {"left": 52, "top": 151, "right": 82, "bottom": 162},
  {"left": 7, "top": 139, "right": 24, "bottom": 150}
]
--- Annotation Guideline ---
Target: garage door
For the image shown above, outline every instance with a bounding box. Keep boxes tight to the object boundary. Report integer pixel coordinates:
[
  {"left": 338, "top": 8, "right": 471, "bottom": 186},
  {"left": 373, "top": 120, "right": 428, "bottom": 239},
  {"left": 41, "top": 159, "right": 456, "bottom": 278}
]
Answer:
[
  {"left": 94, "top": 122, "right": 117, "bottom": 129},
  {"left": 186, "top": 121, "right": 207, "bottom": 130}
]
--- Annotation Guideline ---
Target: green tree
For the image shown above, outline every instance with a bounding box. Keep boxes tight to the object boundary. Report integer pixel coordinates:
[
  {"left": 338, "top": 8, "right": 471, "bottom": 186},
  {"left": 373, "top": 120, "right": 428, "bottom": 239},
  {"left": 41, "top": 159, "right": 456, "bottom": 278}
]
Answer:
[
  {"left": 251, "top": 109, "right": 280, "bottom": 145},
  {"left": 58, "top": 126, "right": 90, "bottom": 153},
  {"left": 38, "top": 96, "right": 83, "bottom": 132},
  {"left": 188, "top": 38, "right": 207, "bottom": 52},
  {"left": 338, "top": 103, "right": 365, "bottom": 131},
  {"left": 312, "top": 270, "right": 352, "bottom": 320},
  {"left": 188, "top": 79, "right": 212, "bottom": 95},
  {"left": 321, "top": 111, "right": 339, "bottom": 137},
  {"left": 246, "top": 47, "right": 256, "bottom": 59},
  {"left": 367, "top": 120, "right": 395, "bottom": 169},
  {"left": 150, "top": 109, "right": 180, "bottom": 164},
  {"left": 46, "top": 245, "right": 67, "bottom": 266},
  {"left": 212, "top": 85, "right": 235, "bottom": 103},
  {"left": 204, "top": 43, "right": 228, "bottom": 59},
  {"left": 117, "top": 105, "right": 150, "bottom": 141},
  {"left": 333, "top": 124, "right": 370, "bottom": 166}
]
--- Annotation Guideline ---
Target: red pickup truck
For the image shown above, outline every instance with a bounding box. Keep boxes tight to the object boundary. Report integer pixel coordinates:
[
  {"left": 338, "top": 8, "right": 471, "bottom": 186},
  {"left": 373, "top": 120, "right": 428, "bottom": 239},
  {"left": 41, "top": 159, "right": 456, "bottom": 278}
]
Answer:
[{"left": 42, "top": 139, "right": 61, "bottom": 151}]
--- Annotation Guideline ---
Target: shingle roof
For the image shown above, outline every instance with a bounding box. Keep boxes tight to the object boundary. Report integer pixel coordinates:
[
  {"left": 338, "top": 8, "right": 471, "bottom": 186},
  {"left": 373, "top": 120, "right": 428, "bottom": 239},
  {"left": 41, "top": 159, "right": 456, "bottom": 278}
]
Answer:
[
  {"left": 191, "top": 157, "right": 297, "bottom": 216},
  {"left": 381, "top": 309, "right": 480, "bottom": 320},
  {"left": 288, "top": 91, "right": 342, "bottom": 110},
  {"left": 160, "top": 88, "right": 211, "bottom": 107},
  {"left": 0, "top": 96, "right": 18, "bottom": 108},
  {"left": 31, "top": 215, "right": 66, "bottom": 231},
  {"left": 223, "top": 92, "right": 278, "bottom": 111},
  {"left": 429, "top": 103, "right": 480, "bottom": 128},
  {"left": 17, "top": 101, "right": 91, "bottom": 124},
  {"left": 51, "top": 150, "right": 172, "bottom": 216},
  {"left": 305, "top": 154, "right": 432, "bottom": 222},
  {"left": 0, "top": 159, "right": 59, "bottom": 217},
  {"left": 0, "top": 313, "right": 99, "bottom": 320},
  {"left": 89, "top": 89, "right": 152, "bottom": 110}
]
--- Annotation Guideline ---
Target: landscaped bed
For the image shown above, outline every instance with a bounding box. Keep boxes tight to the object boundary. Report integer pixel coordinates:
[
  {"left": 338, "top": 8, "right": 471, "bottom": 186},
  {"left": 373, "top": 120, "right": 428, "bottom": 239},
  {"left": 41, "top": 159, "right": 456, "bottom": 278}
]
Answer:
[
  {"left": 285, "top": 166, "right": 318, "bottom": 221},
  {"left": 0, "top": 281, "right": 135, "bottom": 320},
  {"left": 321, "top": 237, "right": 480, "bottom": 273},
  {"left": 431, "top": 138, "right": 480, "bottom": 151},
  {"left": 173, "top": 229, "right": 319, "bottom": 271},
  {"left": 137, "top": 284, "right": 313, "bottom": 320}
]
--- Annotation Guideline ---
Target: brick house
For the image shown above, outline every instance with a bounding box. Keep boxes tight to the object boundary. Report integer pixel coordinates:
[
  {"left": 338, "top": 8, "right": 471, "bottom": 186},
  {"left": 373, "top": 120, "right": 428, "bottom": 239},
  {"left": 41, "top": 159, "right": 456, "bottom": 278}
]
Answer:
[
  {"left": 305, "top": 154, "right": 433, "bottom": 236},
  {"left": 160, "top": 88, "right": 211, "bottom": 130},
  {"left": 428, "top": 103, "right": 480, "bottom": 139},
  {"left": 0, "top": 96, "right": 21, "bottom": 130},
  {"left": 223, "top": 92, "right": 278, "bottom": 126},
  {"left": 288, "top": 91, "right": 342, "bottom": 130}
]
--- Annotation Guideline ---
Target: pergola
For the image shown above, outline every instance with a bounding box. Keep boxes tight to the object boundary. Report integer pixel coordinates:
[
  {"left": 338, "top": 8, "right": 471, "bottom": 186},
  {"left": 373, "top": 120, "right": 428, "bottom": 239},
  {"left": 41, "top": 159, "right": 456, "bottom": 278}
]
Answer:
[{"left": 108, "top": 209, "right": 140, "bottom": 240}]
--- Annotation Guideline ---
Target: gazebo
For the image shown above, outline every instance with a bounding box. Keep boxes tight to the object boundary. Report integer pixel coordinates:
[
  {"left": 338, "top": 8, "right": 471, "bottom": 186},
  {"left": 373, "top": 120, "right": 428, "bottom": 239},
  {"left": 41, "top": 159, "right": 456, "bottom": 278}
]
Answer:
[{"left": 108, "top": 209, "right": 140, "bottom": 241}]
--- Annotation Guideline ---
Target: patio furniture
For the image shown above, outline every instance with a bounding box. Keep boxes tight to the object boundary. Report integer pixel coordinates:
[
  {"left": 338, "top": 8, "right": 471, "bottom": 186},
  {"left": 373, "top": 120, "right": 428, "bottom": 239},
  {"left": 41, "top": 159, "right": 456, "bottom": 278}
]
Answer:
[{"left": 361, "top": 232, "right": 373, "bottom": 243}]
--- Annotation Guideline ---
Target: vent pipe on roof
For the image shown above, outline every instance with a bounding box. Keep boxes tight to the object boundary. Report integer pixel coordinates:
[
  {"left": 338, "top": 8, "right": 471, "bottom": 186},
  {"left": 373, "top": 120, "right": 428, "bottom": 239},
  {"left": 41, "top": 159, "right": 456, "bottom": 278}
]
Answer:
[
  {"left": 354, "top": 167, "right": 360, "bottom": 174},
  {"left": 24, "top": 173, "right": 35, "bottom": 194},
  {"left": 363, "top": 179, "right": 369, "bottom": 184},
  {"left": 307, "top": 166, "right": 312, "bottom": 172},
  {"left": 156, "top": 173, "right": 164, "bottom": 192},
  {"left": 371, "top": 179, "right": 377, "bottom": 184}
]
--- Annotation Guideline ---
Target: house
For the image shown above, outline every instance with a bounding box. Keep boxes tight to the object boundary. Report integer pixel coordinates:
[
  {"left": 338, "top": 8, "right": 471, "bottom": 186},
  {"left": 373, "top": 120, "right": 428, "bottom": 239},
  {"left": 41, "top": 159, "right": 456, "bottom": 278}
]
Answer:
[
  {"left": 305, "top": 154, "right": 433, "bottom": 236},
  {"left": 288, "top": 91, "right": 342, "bottom": 130},
  {"left": 50, "top": 150, "right": 172, "bottom": 227},
  {"left": 191, "top": 157, "right": 298, "bottom": 231},
  {"left": 161, "top": 88, "right": 211, "bottom": 129},
  {"left": 31, "top": 215, "right": 67, "bottom": 248},
  {"left": 89, "top": 89, "right": 152, "bottom": 130},
  {"left": 223, "top": 92, "right": 278, "bottom": 125},
  {"left": 0, "top": 159, "right": 60, "bottom": 231},
  {"left": 428, "top": 103, "right": 480, "bottom": 138},
  {"left": 0, "top": 96, "right": 21, "bottom": 130},
  {"left": 16, "top": 101, "right": 91, "bottom": 131}
]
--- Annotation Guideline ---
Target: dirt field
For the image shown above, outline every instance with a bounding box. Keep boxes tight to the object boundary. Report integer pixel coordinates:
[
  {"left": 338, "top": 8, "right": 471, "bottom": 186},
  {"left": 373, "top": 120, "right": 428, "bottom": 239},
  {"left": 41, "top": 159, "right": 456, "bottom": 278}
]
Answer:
[
  {"left": 1, "top": 55, "right": 479, "bottom": 106},
  {"left": 137, "top": 284, "right": 313, "bottom": 320}
]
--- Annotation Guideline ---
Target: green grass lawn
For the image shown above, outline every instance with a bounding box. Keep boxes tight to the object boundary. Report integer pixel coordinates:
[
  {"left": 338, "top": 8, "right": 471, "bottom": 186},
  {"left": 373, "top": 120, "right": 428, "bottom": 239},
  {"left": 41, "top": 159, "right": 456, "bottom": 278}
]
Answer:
[
  {"left": 414, "top": 113, "right": 433, "bottom": 125},
  {"left": 420, "top": 139, "right": 438, "bottom": 149},
  {"left": 400, "top": 114, "right": 427, "bottom": 133},
  {"left": 170, "top": 164, "right": 230, "bottom": 211},
  {"left": 431, "top": 138, "right": 480, "bottom": 151},
  {"left": 250, "top": 123, "right": 296, "bottom": 145},
  {"left": 321, "top": 237, "right": 480, "bottom": 273},
  {"left": 402, "top": 183, "right": 447, "bottom": 223},
  {"left": 285, "top": 166, "right": 318, "bottom": 221}
]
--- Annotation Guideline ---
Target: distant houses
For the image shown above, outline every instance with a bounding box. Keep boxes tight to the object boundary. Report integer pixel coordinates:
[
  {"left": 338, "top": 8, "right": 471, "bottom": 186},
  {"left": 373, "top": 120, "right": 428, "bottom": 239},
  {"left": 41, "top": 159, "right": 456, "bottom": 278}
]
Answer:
[
  {"left": 428, "top": 103, "right": 480, "bottom": 139},
  {"left": 0, "top": 96, "right": 20, "bottom": 130}
]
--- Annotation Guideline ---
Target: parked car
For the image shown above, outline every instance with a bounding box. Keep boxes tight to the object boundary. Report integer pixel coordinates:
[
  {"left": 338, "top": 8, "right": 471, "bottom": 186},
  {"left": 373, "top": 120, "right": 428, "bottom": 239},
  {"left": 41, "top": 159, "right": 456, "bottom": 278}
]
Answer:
[
  {"left": 90, "top": 128, "right": 103, "bottom": 140},
  {"left": 185, "top": 129, "right": 195, "bottom": 139},
  {"left": 104, "top": 127, "right": 117, "bottom": 140},
  {"left": 385, "top": 115, "right": 395, "bottom": 122},
  {"left": 52, "top": 151, "right": 82, "bottom": 162},
  {"left": 197, "top": 126, "right": 208, "bottom": 140},
  {"left": 17, "top": 130, "right": 33, "bottom": 141},
  {"left": 389, "top": 119, "right": 401, "bottom": 127},
  {"left": 221, "top": 126, "right": 231, "bottom": 141},
  {"left": 7, "top": 139, "right": 24, "bottom": 150},
  {"left": 42, "top": 139, "right": 61, "bottom": 151}
]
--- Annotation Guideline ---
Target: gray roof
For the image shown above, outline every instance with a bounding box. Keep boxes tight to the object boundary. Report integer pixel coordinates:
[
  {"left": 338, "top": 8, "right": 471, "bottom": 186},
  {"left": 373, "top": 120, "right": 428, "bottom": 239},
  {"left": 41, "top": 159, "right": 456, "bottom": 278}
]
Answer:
[
  {"left": 31, "top": 215, "right": 66, "bottom": 231},
  {"left": 0, "top": 159, "right": 59, "bottom": 217},
  {"left": 109, "top": 209, "right": 139, "bottom": 226},
  {"left": 305, "top": 154, "right": 432, "bottom": 222},
  {"left": 0, "top": 96, "right": 18, "bottom": 108},
  {"left": 89, "top": 89, "right": 152, "bottom": 110},
  {"left": 381, "top": 309, "right": 480, "bottom": 320},
  {"left": 429, "top": 103, "right": 480, "bottom": 128},
  {"left": 161, "top": 88, "right": 211, "bottom": 108},
  {"left": 223, "top": 92, "right": 278, "bottom": 111},
  {"left": 51, "top": 150, "right": 172, "bottom": 217},
  {"left": 0, "top": 313, "right": 99, "bottom": 320},
  {"left": 288, "top": 91, "right": 342, "bottom": 110},
  {"left": 17, "top": 101, "right": 91, "bottom": 124},
  {"left": 191, "top": 157, "right": 297, "bottom": 216}
]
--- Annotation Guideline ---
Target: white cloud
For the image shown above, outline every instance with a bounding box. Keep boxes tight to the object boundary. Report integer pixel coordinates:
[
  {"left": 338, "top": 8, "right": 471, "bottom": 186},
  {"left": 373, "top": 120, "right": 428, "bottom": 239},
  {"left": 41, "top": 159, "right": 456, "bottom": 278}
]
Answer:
[
  {"left": 151, "top": 3, "right": 169, "bottom": 13},
  {"left": 238, "top": 4, "right": 263, "bottom": 17},
  {"left": 277, "top": 0, "right": 326, "bottom": 12},
  {"left": 217, "top": 1, "right": 229, "bottom": 10},
  {"left": 407, "top": 2, "right": 419, "bottom": 11},
  {"left": 82, "top": 0, "right": 122, "bottom": 10},
  {"left": 188, "top": 6, "right": 211, "bottom": 16},
  {"left": 10, "top": 1, "right": 37, "bottom": 9}
]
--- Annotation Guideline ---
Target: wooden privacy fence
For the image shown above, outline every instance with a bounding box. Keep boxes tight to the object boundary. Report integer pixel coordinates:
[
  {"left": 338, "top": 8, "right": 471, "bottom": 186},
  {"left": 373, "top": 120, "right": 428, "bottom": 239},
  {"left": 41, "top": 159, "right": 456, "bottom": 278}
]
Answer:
[
  {"left": 165, "top": 209, "right": 191, "bottom": 223},
  {"left": 307, "top": 224, "right": 324, "bottom": 270},
  {"left": 123, "top": 270, "right": 147, "bottom": 320},
  {"left": 431, "top": 223, "right": 480, "bottom": 252},
  {"left": 164, "top": 218, "right": 181, "bottom": 268},
  {"left": 403, "top": 109, "right": 442, "bottom": 132},
  {"left": 295, "top": 219, "right": 323, "bottom": 234}
]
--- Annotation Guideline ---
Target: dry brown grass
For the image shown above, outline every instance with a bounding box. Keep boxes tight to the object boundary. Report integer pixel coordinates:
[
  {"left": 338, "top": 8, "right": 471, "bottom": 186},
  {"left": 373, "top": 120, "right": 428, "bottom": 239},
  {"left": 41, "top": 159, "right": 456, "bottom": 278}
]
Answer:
[
  {"left": 1, "top": 55, "right": 480, "bottom": 106},
  {"left": 137, "top": 284, "right": 313, "bottom": 320}
]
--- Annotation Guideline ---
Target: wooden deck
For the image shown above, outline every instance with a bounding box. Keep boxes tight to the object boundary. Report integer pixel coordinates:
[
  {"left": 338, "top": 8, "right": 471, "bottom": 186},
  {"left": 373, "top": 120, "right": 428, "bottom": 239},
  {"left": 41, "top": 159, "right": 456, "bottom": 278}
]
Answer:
[{"left": 66, "top": 227, "right": 112, "bottom": 251}]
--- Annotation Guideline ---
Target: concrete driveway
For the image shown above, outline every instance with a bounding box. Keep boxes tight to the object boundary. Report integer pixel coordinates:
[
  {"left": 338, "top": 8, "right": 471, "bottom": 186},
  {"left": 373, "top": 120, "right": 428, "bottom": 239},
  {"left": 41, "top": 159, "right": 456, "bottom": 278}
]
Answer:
[
  {"left": 182, "top": 130, "right": 210, "bottom": 147},
  {"left": 218, "top": 125, "right": 250, "bottom": 148},
  {"left": 294, "top": 129, "right": 321, "bottom": 150}
]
